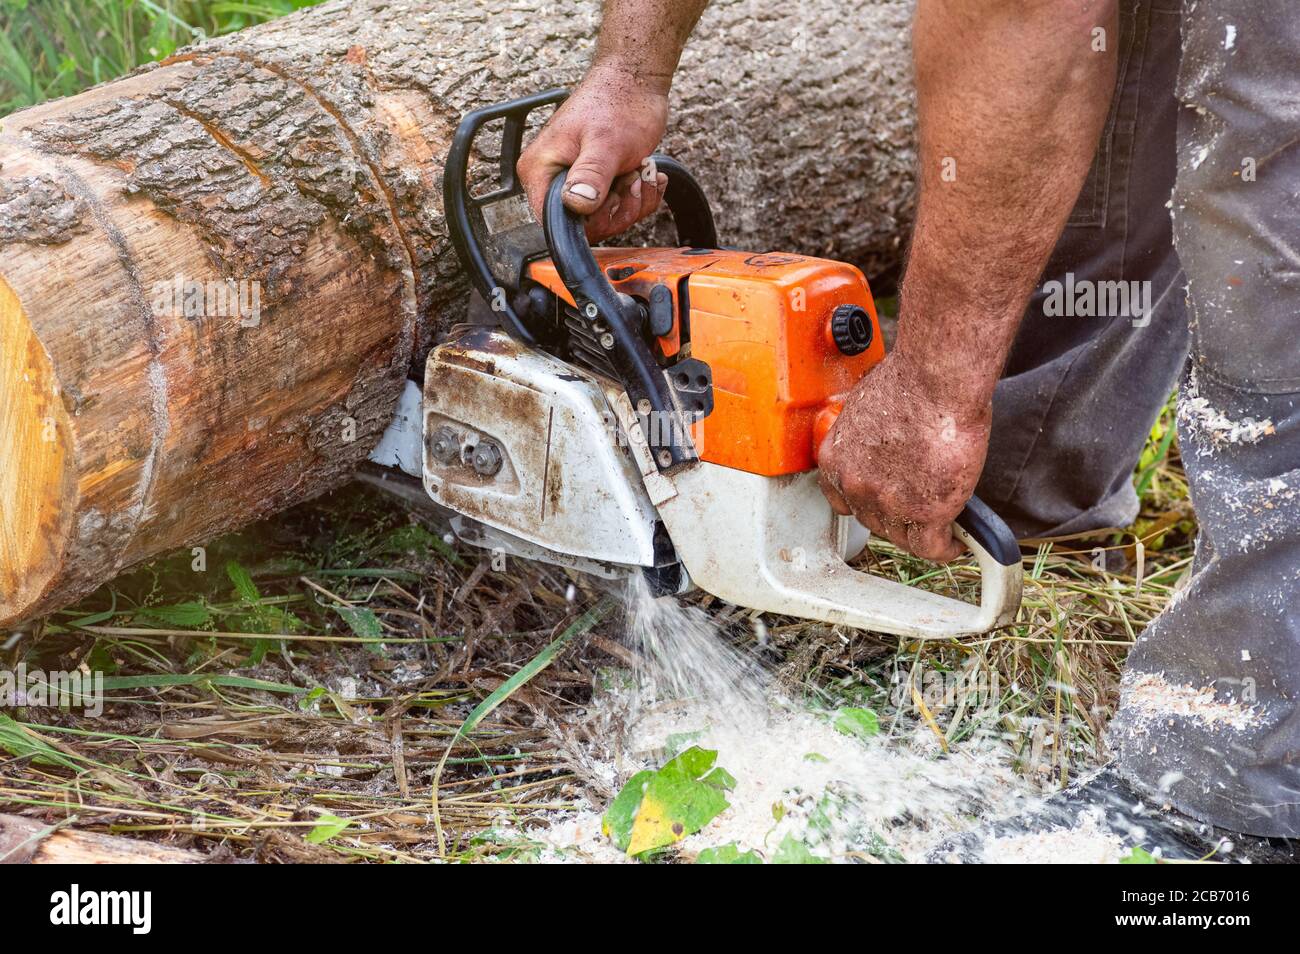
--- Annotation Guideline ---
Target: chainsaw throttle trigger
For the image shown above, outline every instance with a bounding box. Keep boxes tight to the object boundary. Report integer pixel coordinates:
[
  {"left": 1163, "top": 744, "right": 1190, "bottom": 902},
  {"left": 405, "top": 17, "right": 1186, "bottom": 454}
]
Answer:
[{"left": 954, "top": 496, "right": 1021, "bottom": 567}]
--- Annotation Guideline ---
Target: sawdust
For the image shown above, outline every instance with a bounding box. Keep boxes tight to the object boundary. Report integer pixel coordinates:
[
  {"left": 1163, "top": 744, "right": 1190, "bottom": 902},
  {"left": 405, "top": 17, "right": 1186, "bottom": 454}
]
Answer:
[
  {"left": 536, "top": 697, "right": 1038, "bottom": 863},
  {"left": 623, "top": 698, "right": 1031, "bottom": 862},
  {"left": 532, "top": 812, "right": 632, "bottom": 864},
  {"left": 980, "top": 808, "right": 1125, "bottom": 865},
  {"left": 534, "top": 577, "right": 1039, "bottom": 863},
  {"left": 1124, "top": 671, "right": 1260, "bottom": 732},
  {"left": 1179, "top": 369, "right": 1275, "bottom": 451}
]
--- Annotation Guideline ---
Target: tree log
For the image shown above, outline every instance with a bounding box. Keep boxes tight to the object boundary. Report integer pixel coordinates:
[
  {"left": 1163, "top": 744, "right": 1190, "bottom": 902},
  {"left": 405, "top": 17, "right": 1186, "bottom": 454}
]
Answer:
[
  {"left": 0, "top": 0, "right": 916, "bottom": 626},
  {"left": 0, "top": 814, "right": 204, "bottom": 863}
]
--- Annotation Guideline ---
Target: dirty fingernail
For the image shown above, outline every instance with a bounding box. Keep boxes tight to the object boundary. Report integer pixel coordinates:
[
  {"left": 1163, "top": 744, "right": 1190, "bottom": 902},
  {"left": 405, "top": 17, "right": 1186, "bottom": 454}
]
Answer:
[
  {"left": 567, "top": 182, "right": 599, "bottom": 201},
  {"left": 630, "top": 178, "right": 642, "bottom": 201},
  {"left": 656, "top": 172, "right": 667, "bottom": 190},
  {"left": 608, "top": 198, "right": 621, "bottom": 220}
]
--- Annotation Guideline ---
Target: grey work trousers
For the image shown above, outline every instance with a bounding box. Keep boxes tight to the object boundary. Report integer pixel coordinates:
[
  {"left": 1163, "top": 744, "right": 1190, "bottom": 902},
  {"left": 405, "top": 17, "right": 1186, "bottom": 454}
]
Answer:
[{"left": 972, "top": 0, "right": 1300, "bottom": 836}]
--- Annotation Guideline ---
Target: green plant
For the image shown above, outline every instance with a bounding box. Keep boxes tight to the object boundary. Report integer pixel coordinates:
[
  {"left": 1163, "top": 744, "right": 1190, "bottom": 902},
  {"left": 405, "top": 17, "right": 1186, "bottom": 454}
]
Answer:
[{"left": 0, "top": 0, "right": 323, "bottom": 114}]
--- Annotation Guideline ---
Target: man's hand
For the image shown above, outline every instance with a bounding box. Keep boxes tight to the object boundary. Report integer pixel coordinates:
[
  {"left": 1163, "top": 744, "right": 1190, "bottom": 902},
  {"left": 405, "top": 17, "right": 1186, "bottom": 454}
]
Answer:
[
  {"left": 517, "top": 66, "right": 670, "bottom": 242},
  {"left": 516, "top": 0, "right": 709, "bottom": 240},
  {"left": 817, "top": 353, "right": 991, "bottom": 562}
]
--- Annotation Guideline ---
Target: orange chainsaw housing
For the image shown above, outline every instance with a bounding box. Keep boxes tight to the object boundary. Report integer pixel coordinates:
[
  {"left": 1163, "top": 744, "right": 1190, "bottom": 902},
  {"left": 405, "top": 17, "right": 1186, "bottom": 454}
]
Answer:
[{"left": 526, "top": 246, "right": 885, "bottom": 476}]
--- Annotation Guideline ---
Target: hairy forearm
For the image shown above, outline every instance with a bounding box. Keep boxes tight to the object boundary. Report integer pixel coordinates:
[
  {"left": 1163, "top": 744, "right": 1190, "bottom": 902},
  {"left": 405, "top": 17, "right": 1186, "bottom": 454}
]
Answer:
[
  {"left": 896, "top": 0, "right": 1118, "bottom": 412},
  {"left": 591, "top": 0, "right": 711, "bottom": 92}
]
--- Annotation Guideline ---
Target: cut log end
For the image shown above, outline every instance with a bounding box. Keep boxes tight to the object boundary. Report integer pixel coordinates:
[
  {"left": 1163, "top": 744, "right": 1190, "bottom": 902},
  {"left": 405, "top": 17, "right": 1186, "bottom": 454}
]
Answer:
[{"left": 0, "top": 276, "right": 73, "bottom": 625}]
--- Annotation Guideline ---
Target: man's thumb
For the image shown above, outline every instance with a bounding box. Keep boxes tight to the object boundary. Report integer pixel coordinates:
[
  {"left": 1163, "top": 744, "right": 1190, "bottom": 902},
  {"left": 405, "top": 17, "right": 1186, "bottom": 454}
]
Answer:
[{"left": 562, "top": 147, "right": 620, "bottom": 216}]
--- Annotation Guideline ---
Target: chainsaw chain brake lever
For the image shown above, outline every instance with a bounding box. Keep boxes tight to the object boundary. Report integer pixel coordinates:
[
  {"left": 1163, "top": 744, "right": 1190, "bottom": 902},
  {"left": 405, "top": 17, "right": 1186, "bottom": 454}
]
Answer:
[
  {"left": 542, "top": 161, "right": 718, "bottom": 471},
  {"left": 443, "top": 88, "right": 571, "bottom": 348}
]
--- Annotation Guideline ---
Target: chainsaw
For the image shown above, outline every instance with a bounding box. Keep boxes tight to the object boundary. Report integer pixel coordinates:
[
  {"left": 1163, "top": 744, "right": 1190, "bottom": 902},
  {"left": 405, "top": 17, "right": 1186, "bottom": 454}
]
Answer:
[{"left": 370, "top": 89, "right": 1022, "bottom": 639}]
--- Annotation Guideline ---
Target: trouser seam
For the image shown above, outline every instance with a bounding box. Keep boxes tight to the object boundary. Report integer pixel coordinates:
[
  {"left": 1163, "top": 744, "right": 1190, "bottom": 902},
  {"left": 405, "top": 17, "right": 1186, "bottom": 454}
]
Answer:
[
  {"left": 1191, "top": 360, "right": 1300, "bottom": 397},
  {"left": 1118, "top": 2, "right": 1152, "bottom": 282}
]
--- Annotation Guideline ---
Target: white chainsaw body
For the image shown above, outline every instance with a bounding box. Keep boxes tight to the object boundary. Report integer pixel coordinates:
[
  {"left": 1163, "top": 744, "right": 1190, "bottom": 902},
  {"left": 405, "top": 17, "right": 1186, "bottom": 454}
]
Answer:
[{"left": 371, "top": 326, "right": 1021, "bottom": 640}]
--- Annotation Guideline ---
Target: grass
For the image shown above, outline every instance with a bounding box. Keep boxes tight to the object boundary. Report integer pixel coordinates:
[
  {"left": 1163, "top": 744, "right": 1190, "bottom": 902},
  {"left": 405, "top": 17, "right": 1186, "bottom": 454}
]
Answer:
[
  {"left": 4, "top": 484, "right": 618, "bottom": 862},
  {"left": 0, "top": 0, "right": 322, "bottom": 114},
  {"left": 0, "top": 2, "right": 1196, "bottom": 862}
]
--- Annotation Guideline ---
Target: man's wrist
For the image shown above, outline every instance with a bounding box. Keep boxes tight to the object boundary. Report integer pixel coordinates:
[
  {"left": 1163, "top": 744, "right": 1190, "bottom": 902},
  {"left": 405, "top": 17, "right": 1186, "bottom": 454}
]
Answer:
[
  {"left": 888, "top": 249, "right": 1023, "bottom": 417},
  {"left": 888, "top": 320, "right": 1002, "bottom": 421},
  {"left": 584, "top": 60, "right": 674, "bottom": 97}
]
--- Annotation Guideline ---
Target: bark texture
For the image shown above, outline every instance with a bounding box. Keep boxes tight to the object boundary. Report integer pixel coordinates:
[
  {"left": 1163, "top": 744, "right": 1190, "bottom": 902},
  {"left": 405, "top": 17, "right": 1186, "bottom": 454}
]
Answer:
[{"left": 0, "top": 0, "right": 917, "bottom": 626}]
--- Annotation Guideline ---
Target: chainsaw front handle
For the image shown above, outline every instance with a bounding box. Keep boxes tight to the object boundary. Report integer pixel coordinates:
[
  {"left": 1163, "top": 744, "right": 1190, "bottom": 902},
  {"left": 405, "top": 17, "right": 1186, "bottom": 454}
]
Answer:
[
  {"left": 444, "top": 88, "right": 570, "bottom": 347},
  {"left": 542, "top": 160, "right": 718, "bottom": 471},
  {"left": 643, "top": 455, "right": 1023, "bottom": 640}
]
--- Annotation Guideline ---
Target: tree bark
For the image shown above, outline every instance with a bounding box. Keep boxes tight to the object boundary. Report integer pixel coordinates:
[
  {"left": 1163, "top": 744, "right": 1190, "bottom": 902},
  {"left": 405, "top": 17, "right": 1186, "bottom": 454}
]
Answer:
[{"left": 0, "top": 0, "right": 916, "bottom": 627}]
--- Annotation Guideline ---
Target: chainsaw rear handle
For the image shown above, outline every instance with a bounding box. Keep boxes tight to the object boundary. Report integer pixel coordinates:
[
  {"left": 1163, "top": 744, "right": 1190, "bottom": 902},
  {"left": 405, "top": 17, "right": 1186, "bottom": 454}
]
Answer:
[
  {"left": 813, "top": 398, "right": 1020, "bottom": 568},
  {"left": 542, "top": 161, "right": 717, "bottom": 470}
]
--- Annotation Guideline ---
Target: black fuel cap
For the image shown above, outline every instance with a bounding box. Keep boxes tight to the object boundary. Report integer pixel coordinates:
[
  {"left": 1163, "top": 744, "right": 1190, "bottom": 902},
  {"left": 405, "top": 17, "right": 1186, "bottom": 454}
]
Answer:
[{"left": 830, "top": 304, "right": 873, "bottom": 355}]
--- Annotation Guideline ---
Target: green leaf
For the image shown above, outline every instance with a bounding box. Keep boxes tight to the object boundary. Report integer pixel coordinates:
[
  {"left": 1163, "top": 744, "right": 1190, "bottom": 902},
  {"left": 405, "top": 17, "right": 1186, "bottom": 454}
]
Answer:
[
  {"left": 335, "top": 605, "right": 382, "bottom": 639},
  {"left": 1120, "top": 845, "right": 1158, "bottom": 865},
  {"left": 833, "top": 706, "right": 881, "bottom": 740},
  {"left": 304, "top": 813, "right": 351, "bottom": 844},
  {"left": 377, "top": 524, "right": 460, "bottom": 564},
  {"left": 664, "top": 730, "right": 704, "bottom": 759},
  {"left": 85, "top": 641, "right": 119, "bottom": 676},
  {"left": 135, "top": 601, "right": 211, "bottom": 628},
  {"left": 0, "top": 714, "right": 80, "bottom": 769},
  {"left": 771, "top": 834, "right": 828, "bottom": 865},
  {"left": 454, "top": 602, "right": 609, "bottom": 739},
  {"left": 247, "top": 639, "right": 274, "bottom": 666},
  {"left": 701, "top": 766, "right": 737, "bottom": 791},
  {"left": 97, "top": 673, "right": 305, "bottom": 694},
  {"left": 696, "top": 843, "right": 762, "bottom": 864},
  {"left": 604, "top": 745, "right": 735, "bottom": 857},
  {"left": 660, "top": 744, "right": 717, "bottom": 781},
  {"left": 225, "top": 560, "right": 262, "bottom": 604},
  {"left": 65, "top": 608, "right": 117, "bottom": 627},
  {"left": 603, "top": 769, "right": 654, "bottom": 853}
]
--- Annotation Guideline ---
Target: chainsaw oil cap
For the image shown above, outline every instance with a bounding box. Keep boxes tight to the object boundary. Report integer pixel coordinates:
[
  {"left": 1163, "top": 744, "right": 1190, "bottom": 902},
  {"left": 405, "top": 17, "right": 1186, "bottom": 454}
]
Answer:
[{"left": 830, "top": 304, "right": 873, "bottom": 356}]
